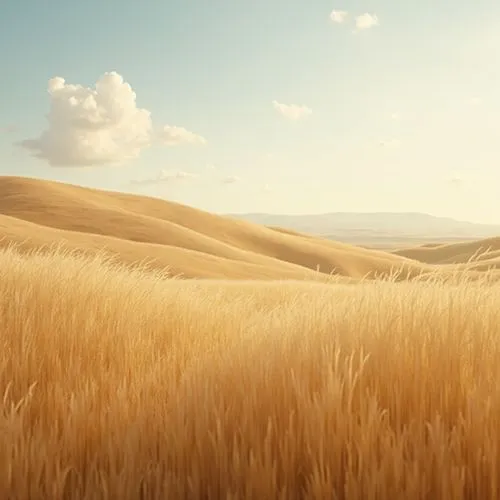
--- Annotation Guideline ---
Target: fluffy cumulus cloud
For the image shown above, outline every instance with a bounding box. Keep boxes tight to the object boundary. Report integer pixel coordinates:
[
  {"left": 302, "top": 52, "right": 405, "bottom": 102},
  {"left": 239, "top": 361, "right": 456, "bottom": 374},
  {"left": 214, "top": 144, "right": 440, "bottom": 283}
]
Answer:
[
  {"left": 20, "top": 72, "right": 207, "bottom": 167},
  {"left": 272, "top": 100, "right": 312, "bottom": 120},
  {"left": 330, "top": 10, "right": 348, "bottom": 23},
  {"left": 21, "top": 72, "right": 153, "bottom": 167},
  {"left": 158, "top": 125, "right": 207, "bottom": 146},
  {"left": 131, "top": 169, "right": 198, "bottom": 185},
  {"left": 355, "top": 13, "right": 379, "bottom": 31}
]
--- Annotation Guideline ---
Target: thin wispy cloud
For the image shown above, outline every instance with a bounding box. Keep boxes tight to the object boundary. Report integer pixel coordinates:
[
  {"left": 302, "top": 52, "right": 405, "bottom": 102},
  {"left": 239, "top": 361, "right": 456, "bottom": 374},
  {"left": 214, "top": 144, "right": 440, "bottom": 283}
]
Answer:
[
  {"left": 0, "top": 125, "right": 17, "bottom": 135},
  {"left": 262, "top": 152, "right": 280, "bottom": 162},
  {"left": 159, "top": 125, "right": 207, "bottom": 146},
  {"left": 354, "top": 13, "right": 379, "bottom": 32},
  {"left": 272, "top": 100, "right": 312, "bottom": 120},
  {"left": 221, "top": 175, "right": 240, "bottom": 184},
  {"left": 448, "top": 171, "right": 470, "bottom": 188},
  {"left": 330, "top": 10, "right": 348, "bottom": 24},
  {"left": 131, "top": 169, "right": 198, "bottom": 186}
]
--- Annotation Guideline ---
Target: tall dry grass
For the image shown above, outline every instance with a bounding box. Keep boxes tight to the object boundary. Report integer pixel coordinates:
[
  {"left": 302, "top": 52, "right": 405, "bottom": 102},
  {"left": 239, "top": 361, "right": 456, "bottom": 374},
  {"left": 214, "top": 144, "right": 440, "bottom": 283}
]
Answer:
[{"left": 1, "top": 245, "right": 500, "bottom": 499}]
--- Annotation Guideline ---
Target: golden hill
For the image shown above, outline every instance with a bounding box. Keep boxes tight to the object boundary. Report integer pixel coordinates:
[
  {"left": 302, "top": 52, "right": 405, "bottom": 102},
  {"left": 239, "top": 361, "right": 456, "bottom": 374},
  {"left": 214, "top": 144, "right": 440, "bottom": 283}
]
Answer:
[
  {"left": 0, "top": 176, "right": 427, "bottom": 281},
  {"left": 3, "top": 178, "right": 500, "bottom": 497},
  {"left": 393, "top": 237, "right": 500, "bottom": 271}
]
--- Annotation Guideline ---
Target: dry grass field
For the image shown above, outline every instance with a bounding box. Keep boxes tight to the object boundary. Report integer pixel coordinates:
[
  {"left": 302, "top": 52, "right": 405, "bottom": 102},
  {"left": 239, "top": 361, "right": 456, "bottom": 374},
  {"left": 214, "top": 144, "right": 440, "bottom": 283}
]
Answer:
[{"left": 2, "top": 176, "right": 500, "bottom": 498}]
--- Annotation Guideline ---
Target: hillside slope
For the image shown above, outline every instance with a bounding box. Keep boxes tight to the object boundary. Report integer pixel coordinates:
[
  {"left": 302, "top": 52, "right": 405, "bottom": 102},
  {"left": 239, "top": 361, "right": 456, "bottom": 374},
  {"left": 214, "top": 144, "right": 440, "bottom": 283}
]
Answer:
[
  {"left": 0, "top": 176, "right": 426, "bottom": 280},
  {"left": 393, "top": 237, "right": 500, "bottom": 270}
]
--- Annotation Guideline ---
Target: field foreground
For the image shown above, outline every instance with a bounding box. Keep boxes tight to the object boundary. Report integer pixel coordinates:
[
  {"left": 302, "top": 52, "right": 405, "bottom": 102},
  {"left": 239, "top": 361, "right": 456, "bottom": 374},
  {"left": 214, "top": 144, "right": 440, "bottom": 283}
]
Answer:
[{"left": 2, "top": 246, "right": 500, "bottom": 499}]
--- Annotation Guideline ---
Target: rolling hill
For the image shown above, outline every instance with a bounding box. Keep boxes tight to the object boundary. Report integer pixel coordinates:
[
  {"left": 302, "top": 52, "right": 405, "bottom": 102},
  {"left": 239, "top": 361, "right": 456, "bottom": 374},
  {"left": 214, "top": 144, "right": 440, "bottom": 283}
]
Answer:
[
  {"left": 3, "top": 175, "right": 500, "bottom": 497},
  {"left": 2, "top": 175, "right": 500, "bottom": 281},
  {"left": 0, "top": 176, "right": 426, "bottom": 281},
  {"left": 392, "top": 237, "right": 500, "bottom": 268}
]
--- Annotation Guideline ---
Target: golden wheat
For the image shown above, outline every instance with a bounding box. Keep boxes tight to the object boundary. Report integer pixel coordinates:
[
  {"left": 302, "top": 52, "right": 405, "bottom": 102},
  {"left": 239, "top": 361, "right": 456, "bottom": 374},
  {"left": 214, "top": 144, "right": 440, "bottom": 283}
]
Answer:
[{"left": 2, "top": 245, "right": 500, "bottom": 499}]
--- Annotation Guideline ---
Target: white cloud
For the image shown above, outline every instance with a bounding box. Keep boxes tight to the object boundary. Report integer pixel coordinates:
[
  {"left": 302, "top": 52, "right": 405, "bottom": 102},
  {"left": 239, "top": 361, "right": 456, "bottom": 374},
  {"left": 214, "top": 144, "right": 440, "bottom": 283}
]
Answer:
[
  {"left": 206, "top": 163, "right": 217, "bottom": 170},
  {"left": 222, "top": 175, "right": 240, "bottom": 184},
  {"left": 272, "top": 100, "right": 312, "bottom": 120},
  {"left": 20, "top": 72, "right": 207, "bottom": 167},
  {"left": 159, "top": 125, "right": 207, "bottom": 146},
  {"left": 354, "top": 13, "right": 379, "bottom": 31},
  {"left": 330, "top": 10, "right": 348, "bottom": 23},
  {"left": 391, "top": 112, "right": 400, "bottom": 120},
  {"left": 131, "top": 169, "right": 198, "bottom": 185},
  {"left": 20, "top": 72, "right": 153, "bottom": 167},
  {"left": 263, "top": 184, "right": 272, "bottom": 192}
]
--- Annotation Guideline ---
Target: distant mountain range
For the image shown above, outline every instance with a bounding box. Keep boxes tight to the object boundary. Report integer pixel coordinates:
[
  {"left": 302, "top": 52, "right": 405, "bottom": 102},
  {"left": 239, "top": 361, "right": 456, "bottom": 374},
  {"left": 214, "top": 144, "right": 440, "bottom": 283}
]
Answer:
[{"left": 226, "top": 212, "right": 500, "bottom": 247}]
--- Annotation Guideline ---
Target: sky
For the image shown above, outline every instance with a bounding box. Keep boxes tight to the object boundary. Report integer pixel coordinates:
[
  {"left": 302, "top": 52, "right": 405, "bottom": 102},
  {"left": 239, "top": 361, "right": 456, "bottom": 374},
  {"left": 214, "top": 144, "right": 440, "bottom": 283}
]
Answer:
[{"left": 1, "top": 0, "right": 500, "bottom": 223}]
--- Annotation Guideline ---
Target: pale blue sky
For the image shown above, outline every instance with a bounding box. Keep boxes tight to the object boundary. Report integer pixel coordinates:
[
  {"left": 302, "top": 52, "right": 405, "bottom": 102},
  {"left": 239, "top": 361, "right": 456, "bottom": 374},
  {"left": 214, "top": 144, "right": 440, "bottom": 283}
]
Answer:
[{"left": 1, "top": 0, "right": 500, "bottom": 223}]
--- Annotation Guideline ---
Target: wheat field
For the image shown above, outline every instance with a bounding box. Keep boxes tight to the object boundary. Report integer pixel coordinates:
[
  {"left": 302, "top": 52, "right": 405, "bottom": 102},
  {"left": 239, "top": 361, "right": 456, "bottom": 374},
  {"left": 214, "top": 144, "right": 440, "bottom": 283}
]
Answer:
[
  {"left": 2, "top": 245, "right": 500, "bottom": 499},
  {"left": 3, "top": 177, "right": 500, "bottom": 499}
]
